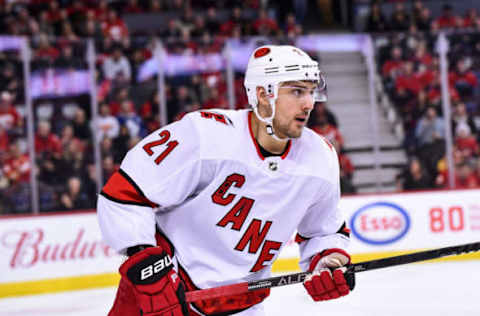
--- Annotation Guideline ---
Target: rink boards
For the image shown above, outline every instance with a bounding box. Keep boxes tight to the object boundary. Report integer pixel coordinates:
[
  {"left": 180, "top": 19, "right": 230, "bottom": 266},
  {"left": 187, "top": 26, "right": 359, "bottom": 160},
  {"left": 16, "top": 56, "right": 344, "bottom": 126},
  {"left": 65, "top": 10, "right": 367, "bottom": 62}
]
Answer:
[{"left": 1, "top": 188, "right": 479, "bottom": 297}]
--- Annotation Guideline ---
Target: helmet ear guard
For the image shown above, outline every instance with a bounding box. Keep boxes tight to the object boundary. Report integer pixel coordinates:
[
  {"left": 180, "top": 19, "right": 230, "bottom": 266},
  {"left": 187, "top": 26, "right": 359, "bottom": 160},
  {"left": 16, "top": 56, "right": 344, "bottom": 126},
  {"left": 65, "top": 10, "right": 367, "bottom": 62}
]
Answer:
[{"left": 244, "top": 45, "right": 327, "bottom": 139}]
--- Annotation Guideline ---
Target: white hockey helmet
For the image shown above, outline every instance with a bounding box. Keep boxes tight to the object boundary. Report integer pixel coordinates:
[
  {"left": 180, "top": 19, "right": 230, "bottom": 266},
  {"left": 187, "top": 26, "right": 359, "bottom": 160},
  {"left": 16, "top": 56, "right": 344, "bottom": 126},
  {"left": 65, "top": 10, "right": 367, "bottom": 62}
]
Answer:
[{"left": 244, "top": 45, "right": 327, "bottom": 138}]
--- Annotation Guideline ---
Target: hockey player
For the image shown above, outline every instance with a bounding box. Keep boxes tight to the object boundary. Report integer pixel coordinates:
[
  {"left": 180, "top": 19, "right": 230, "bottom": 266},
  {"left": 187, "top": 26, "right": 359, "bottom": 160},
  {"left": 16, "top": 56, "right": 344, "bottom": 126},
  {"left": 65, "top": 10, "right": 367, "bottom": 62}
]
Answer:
[{"left": 97, "top": 45, "right": 354, "bottom": 316}]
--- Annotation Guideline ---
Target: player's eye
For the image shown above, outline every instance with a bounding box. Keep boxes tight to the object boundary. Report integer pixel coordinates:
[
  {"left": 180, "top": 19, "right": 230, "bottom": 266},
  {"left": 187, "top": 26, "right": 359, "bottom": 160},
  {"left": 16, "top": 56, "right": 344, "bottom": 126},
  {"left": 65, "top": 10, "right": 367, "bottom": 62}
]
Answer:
[{"left": 292, "top": 89, "right": 303, "bottom": 97}]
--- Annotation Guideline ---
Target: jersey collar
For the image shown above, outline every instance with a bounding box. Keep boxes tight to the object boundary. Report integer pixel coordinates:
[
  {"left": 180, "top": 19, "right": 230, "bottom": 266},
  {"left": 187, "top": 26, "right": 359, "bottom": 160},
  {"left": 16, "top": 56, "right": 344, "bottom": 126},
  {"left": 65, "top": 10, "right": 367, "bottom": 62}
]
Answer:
[{"left": 247, "top": 111, "right": 292, "bottom": 161}]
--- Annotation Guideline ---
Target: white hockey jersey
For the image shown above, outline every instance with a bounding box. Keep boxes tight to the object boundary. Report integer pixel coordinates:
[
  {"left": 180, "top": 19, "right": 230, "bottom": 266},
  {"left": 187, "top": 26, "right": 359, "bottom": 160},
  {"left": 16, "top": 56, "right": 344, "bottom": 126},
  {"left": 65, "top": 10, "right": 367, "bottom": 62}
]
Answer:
[{"left": 97, "top": 109, "right": 349, "bottom": 292}]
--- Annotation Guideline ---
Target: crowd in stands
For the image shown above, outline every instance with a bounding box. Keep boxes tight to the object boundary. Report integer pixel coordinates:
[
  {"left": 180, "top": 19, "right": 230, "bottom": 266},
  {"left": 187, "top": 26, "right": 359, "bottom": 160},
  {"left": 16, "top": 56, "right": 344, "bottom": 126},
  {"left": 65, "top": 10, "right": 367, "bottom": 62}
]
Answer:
[
  {"left": 0, "top": 0, "right": 357, "bottom": 214},
  {"left": 371, "top": 1, "right": 480, "bottom": 191}
]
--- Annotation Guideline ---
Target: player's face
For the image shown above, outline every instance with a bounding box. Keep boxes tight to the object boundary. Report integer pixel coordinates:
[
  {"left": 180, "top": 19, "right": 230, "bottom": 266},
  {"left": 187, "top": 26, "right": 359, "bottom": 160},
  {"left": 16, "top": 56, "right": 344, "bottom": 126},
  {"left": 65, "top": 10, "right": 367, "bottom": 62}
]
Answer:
[{"left": 273, "top": 81, "right": 316, "bottom": 138}]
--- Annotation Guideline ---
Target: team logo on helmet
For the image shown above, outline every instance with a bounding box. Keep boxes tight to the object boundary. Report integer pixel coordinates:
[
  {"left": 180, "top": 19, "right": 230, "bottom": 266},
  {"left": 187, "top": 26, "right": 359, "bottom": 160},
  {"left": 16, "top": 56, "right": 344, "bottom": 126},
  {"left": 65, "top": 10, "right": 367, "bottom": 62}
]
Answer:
[{"left": 254, "top": 47, "right": 271, "bottom": 58}]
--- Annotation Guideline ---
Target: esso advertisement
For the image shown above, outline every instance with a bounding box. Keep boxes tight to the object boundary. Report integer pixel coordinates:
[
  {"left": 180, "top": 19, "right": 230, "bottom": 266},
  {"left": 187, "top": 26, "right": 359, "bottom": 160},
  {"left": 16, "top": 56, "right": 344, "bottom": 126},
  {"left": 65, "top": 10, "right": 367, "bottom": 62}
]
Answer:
[
  {"left": 340, "top": 189, "right": 480, "bottom": 253},
  {"left": 350, "top": 202, "right": 410, "bottom": 245}
]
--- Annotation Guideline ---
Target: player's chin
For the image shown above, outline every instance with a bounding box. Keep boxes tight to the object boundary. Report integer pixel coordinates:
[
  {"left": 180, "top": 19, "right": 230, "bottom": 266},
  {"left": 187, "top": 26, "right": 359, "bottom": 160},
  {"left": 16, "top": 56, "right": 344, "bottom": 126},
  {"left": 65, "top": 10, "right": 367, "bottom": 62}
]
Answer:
[{"left": 287, "top": 127, "right": 303, "bottom": 138}]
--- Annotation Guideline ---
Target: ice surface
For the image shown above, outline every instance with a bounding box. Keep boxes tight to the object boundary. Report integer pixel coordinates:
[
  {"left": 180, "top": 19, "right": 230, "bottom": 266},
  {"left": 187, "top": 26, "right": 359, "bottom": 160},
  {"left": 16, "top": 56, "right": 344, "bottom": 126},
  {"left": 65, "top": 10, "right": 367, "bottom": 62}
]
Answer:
[{"left": 1, "top": 261, "right": 479, "bottom": 316}]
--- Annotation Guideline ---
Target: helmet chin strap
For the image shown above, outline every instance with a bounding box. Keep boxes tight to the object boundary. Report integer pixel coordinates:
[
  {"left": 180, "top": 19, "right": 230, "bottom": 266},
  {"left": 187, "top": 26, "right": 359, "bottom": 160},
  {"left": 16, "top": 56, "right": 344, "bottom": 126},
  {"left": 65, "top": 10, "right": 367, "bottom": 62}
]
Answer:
[{"left": 253, "top": 99, "right": 288, "bottom": 142}]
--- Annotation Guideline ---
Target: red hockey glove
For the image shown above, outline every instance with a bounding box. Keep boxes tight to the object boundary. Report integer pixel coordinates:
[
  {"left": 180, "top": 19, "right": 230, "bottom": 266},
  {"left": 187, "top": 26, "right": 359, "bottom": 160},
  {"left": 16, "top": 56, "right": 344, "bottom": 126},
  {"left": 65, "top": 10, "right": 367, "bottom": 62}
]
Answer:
[
  {"left": 118, "top": 247, "right": 189, "bottom": 316},
  {"left": 303, "top": 248, "right": 355, "bottom": 302}
]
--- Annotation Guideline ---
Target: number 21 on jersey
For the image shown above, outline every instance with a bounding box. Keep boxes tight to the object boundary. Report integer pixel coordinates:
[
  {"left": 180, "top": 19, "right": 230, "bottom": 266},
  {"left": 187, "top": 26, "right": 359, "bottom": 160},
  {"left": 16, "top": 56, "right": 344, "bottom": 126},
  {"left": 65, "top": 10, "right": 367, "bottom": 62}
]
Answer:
[{"left": 142, "top": 130, "right": 179, "bottom": 164}]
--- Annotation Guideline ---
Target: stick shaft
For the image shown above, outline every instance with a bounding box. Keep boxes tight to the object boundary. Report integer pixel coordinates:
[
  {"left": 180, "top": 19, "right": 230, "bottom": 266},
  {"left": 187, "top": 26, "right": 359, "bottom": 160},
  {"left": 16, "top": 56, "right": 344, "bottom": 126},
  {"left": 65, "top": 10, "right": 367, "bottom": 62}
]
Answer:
[
  {"left": 349, "top": 241, "right": 480, "bottom": 273},
  {"left": 185, "top": 241, "right": 480, "bottom": 303}
]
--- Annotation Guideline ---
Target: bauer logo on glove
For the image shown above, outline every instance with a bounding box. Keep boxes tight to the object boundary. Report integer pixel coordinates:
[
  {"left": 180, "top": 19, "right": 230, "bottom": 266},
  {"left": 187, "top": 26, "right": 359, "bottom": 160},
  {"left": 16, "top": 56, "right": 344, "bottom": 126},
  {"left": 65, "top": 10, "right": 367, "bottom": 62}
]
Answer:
[{"left": 126, "top": 250, "right": 174, "bottom": 285}]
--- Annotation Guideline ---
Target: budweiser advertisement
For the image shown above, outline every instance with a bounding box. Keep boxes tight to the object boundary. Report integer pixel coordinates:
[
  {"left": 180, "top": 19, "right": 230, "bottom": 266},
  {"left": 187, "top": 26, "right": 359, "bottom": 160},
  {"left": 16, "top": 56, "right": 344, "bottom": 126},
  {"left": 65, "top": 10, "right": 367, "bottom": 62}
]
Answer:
[{"left": 0, "top": 212, "right": 123, "bottom": 284}]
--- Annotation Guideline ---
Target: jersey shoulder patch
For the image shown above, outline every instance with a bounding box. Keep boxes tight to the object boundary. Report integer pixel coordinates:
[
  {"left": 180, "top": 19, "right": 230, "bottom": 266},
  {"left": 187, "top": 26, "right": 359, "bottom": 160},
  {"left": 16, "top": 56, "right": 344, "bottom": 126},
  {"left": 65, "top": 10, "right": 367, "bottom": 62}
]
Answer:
[{"left": 194, "top": 110, "right": 235, "bottom": 127}]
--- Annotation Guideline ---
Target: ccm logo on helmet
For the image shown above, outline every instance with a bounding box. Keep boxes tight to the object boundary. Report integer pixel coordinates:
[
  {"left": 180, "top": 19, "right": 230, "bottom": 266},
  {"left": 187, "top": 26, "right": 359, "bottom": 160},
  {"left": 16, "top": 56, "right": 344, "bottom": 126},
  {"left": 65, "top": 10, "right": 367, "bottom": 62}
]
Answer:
[{"left": 140, "top": 255, "right": 173, "bottom": 280}]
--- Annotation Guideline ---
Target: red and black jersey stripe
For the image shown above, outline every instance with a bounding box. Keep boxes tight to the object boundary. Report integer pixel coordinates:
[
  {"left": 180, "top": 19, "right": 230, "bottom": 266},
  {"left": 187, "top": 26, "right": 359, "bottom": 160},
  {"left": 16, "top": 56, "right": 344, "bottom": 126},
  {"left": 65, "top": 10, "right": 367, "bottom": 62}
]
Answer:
[
  {"left": 295, "top": 222, "right": 350, "bottom": 244},
  {"left": 337, "top": 222, "right": 351, "bottom": 238},
  {"left": 100, "top": 169, "right": 158, "bottom": 208}
]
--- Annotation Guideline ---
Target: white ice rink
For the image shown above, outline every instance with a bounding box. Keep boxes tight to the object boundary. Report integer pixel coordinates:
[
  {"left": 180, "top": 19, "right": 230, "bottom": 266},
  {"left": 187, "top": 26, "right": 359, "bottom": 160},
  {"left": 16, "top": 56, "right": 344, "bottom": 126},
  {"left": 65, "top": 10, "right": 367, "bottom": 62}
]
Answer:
[{"left": 1, "top": 260, "right": 479, "bottom": 316}]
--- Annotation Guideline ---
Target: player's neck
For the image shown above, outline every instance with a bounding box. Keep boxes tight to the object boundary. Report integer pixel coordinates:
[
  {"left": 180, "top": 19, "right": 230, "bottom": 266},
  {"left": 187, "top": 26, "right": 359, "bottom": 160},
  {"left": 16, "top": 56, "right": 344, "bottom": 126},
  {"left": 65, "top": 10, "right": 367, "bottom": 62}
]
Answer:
[{"left": 250, "top": 112, "right": 289, "bottom": 154}]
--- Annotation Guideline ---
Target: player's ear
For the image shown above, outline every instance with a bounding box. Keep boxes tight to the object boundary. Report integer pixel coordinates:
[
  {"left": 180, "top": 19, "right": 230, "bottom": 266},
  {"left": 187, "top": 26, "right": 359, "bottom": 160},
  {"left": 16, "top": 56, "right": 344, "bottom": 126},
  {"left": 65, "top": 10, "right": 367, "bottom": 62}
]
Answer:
[
  {"left": 255, "top": 86, "right": 272, "bottom": 118},
  {"left": 256, "top": 86, "right": 268, "bottom": 107}
]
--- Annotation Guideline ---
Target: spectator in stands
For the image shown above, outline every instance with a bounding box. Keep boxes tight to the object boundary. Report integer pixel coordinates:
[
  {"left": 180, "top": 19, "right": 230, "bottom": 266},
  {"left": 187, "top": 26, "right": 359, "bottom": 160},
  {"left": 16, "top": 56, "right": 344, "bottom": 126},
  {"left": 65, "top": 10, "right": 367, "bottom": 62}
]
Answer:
[
  {"left": 94, "top": 0, "right": 109, "bottom": 22},
  {"left": 15, "top": 6, "right": 38, "bottom": 36},
  {"left": 389, "top": 2, "right": 410, "bottom": 31},
  {"left": 102, "top": 45, "right": 132, "bottom": 83},
  {"left": 178, "top": 5, "right": 196, "bottom": 34},
  {"left": 221, "top": 6, "right": 247, "bottom": 36},
  {"left": 35, "top": 120, "right": 64, "bottom": 187},
  {"left": 101, "top": 136, "right": 114, "bottom": 158},
  {"left": 435, "top": 4, "right": 457, "bottom": 29},
  {"left": 102, "top": 155, "right": 117, "bottom": 183},
  {"left": 311, "top": 112, "right": 344, "bottom": 149},
  {"left": 191, "top": 15, "right": 207, "bottom": 38},
  {"left": 411, "top": 0, "right": 424, "bottom": 24},
  {"left": 46, "top": 1, "right": 62, "bottom": 27},
  {"left": 415, "top": 7, "right": 432, "bottom": 32},
  {"left": 169, "top": 85, "right": 198, "bottom": 121},
  {"left": 124, "top": 0, "right": 143, "bottom": 14},
  {"left": 204, "top": 6, "right": 220, "bottom": 35},
  {"left": 161, "top": 19, "right": 182, "bottom": 41},
  {"left": 72, "top": 108, "right": 92, "bottom": 141},
  {"left": 57, "top": 137, "right": 87, "bottom": 184},
  {"left": 149, "top": 0, "right": 164, "bottom": 13},
  {"left": 60, "top": 21, "right": 79, "bottom": 42},
  {"left": 449, "top": 58, "right": 478, "bottom": 105},
  {"left": 93, "top": 103, "right": 120, "bottom": 142},
  {"left": 451, "top": 102, "right": 477, "bottom": 137},
  {"left": 34, "top": 33, "right": 60, "bottom": 64},
  {"left": 252, "top": 8, "right": 279, "bottom": 36},
  {"left": 463, "top": 8, "right": 478, "bottom": 29},
  {"left": 139, "top": 92, "right": 161, "bottom": 132},
  {"left": 474, "top": 159, "right": 480, "bottom": 184},
  {"left": 415, "top": 107, "right": 445, "bottom": 147},
  {"left": 455, "top": 122, "right": 479, "bottom": 161},
  {"left": 454, "top": 163, "right": 478, "bottom": 188},
  {"left": 0, "top": 91, "right": 22, "bottom": 136},
  {"left": 366, "top": 2, "right": 388, "bottom": 33},
  {"left": 2, "top": 141, "right": 30, "bottom": 186},
  {"left": 35, "top": 120, "right": 62, "bottom": 158},
  {"left": 112, "top": 125, "right": 131, "bottom": 164},
  {"left": 54, "top": 45, "right": 80, "bottom": 69},
  {"left": 284, "top": 13, "right": 298, "bottom": 35},
  {"left": 0, "top": 126, "right": 8, "bottom": 153},
  {"left": 331, "top": 139, "right": 355, "bottom": 194},
  {"left": 397, "top": 157, "right": 432, "bottom": 191},
  {"left": 0, "top": 63, "right": 21, "bottom": 95},
  {"left": 101, "top": 9, "right": 129, "bottom": 42},
  {"left": 38, "top": 10, "right": 55, "bottom": 36},
  {"left": 67, "top": 1, "right": 88, "bottom": 32},
  {"left": 309, "top": 102, "right": 337, "bottom": 128},
  {"left": 415, "top": 106, "right": 445, "bottom": 175},
  {"left": 59, "top": 176, "right": 92, "bottom": 210},
  {"left": 395, "top": 61, "right": 423, "bottom": 95},
  {"left": 202, "top": 87, "right": 228, "bottom": 110},
  {"left": 117, "top": 99, "right": 145, "bottom": 138},
  {"left": 382, "top": 46, "right": 404, "bottom": 83},
  {"left": 82, "top": 12, "right": 103, "bottom": 38},
  {"left": 59, "top": 124, "right": 76, "bottom": 152},
  {"left": 411, "top": 41, "right": 433, "bottom": 68}
]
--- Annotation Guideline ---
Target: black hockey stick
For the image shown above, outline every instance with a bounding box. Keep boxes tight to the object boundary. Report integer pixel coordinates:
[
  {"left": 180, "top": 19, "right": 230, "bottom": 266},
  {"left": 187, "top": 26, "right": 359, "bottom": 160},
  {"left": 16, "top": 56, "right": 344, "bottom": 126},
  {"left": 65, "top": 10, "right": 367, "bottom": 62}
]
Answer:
[{"left": 185, "top": 241, "right": 480, "bottom": 302}]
